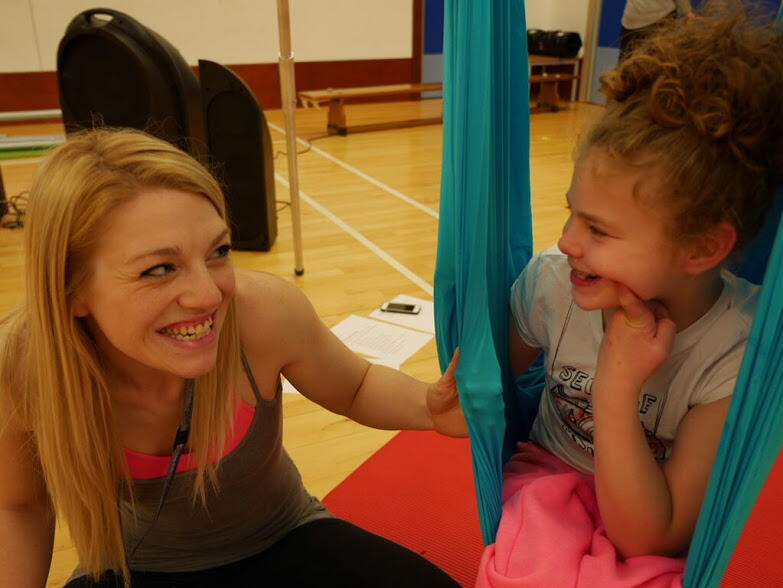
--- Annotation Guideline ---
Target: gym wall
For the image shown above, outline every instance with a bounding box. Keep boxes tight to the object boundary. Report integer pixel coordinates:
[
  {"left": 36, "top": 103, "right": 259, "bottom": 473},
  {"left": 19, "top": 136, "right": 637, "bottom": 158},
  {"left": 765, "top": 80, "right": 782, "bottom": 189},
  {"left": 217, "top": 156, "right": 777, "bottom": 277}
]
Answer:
[{"left": 0, "top": 0, "right": 414, "bottom": 111}]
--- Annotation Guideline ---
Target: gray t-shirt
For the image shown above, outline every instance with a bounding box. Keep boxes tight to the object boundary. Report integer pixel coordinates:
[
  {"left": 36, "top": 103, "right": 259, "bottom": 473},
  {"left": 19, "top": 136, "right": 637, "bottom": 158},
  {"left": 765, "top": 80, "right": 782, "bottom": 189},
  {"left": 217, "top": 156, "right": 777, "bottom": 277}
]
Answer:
[{"left": 511, "top": 246, "right": 757, "bottom": 473}]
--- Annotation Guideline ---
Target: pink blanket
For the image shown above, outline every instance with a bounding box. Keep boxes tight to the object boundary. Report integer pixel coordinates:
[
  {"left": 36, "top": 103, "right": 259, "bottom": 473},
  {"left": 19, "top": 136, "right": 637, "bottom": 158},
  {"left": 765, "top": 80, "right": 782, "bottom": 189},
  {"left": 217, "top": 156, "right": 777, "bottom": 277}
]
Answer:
[{"left": 477, "top": 443, "right": 685, "bottom": 588}]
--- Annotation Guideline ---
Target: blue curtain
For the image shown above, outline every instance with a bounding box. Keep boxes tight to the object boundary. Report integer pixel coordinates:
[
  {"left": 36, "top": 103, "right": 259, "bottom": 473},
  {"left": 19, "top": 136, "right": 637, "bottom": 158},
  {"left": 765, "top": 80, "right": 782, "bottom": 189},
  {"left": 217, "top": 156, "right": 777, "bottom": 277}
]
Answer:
[
  {"left": 434, "top": 0, "right": 532, "bottom": 543},
  {"left": 435, "top": 1, "right": 783, "bottom": 580}
]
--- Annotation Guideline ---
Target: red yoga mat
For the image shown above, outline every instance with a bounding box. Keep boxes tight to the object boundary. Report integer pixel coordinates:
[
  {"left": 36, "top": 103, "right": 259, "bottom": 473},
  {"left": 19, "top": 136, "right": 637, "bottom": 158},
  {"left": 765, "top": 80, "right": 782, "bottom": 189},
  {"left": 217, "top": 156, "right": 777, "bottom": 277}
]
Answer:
[
  {"left": 722, "top": 450, "right": 783, "bottom": 587},
  {"left": 323, "top": 431, "right": 782, "bottom": 588},
  {"left": 322, "top": 430, "right": 484, "bottom": 587}
]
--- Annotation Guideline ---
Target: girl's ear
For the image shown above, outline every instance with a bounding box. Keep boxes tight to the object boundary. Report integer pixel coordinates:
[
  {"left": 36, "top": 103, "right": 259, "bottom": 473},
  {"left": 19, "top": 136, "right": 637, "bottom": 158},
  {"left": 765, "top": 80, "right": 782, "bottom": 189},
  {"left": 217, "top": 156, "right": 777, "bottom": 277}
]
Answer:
[{"left": 681, "top": 222, "right": 737, "bottom": 275}]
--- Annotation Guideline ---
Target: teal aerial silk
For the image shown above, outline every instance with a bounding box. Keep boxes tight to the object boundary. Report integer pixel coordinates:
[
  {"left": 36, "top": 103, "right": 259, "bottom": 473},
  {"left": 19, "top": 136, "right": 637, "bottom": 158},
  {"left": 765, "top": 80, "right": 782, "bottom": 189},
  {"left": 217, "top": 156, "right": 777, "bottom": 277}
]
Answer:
[
  {"left": 434, "top": 0, "right": 783, "bottom": 582},
  {"left": 686, "top": 192, "right": 783, "bottom": 585},
  {"left": 434, "top": 0, "right": 533, "bottom": 543}
]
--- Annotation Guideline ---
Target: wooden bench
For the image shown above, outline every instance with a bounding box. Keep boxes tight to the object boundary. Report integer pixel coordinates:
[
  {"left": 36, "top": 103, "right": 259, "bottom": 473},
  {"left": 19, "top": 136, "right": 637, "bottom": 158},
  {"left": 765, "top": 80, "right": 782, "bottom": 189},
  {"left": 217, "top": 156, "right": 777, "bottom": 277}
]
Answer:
[
  {"left": 298, "top": 83, "right": 443, "bottom": 135},
  {"left": 299, "top": 70, "right": 578, "bottom": 136},
  {"left": 529, "top": 73, "right": 579, "bottom": 112}
]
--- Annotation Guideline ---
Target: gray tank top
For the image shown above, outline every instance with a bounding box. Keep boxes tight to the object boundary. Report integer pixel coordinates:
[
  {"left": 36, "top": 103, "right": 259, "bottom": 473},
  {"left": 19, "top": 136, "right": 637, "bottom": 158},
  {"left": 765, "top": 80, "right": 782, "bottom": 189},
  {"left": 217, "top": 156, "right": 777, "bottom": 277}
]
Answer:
[{"left": 117, "top": 356, "right": 331, "bottom": 573}]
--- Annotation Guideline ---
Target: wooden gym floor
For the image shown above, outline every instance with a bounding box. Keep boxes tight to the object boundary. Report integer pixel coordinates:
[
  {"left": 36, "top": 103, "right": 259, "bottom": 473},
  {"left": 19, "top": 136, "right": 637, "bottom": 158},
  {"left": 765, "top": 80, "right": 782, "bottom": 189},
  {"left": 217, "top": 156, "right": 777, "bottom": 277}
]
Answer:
[{"left": 0, "top": 98, "right": 603, "bottom": 585}]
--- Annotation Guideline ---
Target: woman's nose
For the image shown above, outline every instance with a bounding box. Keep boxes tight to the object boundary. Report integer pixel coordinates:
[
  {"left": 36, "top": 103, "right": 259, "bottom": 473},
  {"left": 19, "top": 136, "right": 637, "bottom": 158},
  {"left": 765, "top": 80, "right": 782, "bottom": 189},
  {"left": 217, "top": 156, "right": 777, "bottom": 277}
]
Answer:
[{"left": 179, "top": 265, "right": 222, "bottom": 310}]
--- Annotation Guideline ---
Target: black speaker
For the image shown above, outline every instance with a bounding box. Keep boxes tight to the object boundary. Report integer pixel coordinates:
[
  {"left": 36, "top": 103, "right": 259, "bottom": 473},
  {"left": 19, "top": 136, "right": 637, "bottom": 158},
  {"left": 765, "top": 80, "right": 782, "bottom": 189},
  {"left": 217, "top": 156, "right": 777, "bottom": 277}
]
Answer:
[
  {"left": 57, "top": 9, "right": 206, "bottom": 158},
  {"left": 56, "top": 9, "right": 278, "bottom": 251},
  {"left": 200, "top": 60, "right": 277, "bottom": 251}
]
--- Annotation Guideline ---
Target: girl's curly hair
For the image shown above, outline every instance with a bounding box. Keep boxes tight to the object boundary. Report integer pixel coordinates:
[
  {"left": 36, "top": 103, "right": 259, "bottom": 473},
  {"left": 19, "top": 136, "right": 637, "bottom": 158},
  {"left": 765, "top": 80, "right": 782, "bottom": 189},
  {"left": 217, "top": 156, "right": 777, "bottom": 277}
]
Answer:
[{"left": 580, "top": 1, "right": 783, "bottom": 249}]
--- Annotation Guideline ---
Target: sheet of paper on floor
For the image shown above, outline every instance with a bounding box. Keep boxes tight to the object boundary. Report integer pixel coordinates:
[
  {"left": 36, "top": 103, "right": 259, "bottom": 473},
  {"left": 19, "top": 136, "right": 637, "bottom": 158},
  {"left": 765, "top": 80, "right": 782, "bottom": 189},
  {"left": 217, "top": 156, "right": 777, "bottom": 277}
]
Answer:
[{"left": 332, "top": 314, "right": 433, "bottom": 367}]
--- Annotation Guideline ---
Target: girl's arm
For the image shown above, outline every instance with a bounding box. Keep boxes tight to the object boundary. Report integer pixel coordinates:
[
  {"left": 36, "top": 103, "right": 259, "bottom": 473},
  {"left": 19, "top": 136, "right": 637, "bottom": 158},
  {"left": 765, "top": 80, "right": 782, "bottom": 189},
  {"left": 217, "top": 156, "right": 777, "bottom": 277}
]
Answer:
[
  {"left": 591, "top": 286, "right": 727, "bottom": 557},
  {"left": 593, "top": 386, "right": 729, "bottom": 557},
  {"left": 236, "top": 270, "right": 466, "bottom": 436},
  {"left": 0, "top": 424, "right": 55, "bottom": 587},
  {"left": 509, "top": 313, "right": 543, "bottom": 378}
]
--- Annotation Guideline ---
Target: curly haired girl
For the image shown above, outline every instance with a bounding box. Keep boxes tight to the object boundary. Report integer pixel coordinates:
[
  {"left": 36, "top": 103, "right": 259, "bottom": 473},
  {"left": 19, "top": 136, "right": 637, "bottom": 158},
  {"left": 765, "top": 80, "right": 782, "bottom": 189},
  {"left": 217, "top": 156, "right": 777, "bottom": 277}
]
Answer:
[{"left": 479, "top": 3, "right": 783, "bottom": 585}]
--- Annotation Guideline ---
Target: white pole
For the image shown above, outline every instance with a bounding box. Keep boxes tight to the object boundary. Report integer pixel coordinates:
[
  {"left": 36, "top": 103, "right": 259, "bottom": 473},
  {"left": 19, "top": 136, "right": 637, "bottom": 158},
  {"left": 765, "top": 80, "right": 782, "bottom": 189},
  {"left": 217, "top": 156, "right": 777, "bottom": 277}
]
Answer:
[
  {"left": 0, "top": 109, "right": 62, "bottom": 122},
  {"left": 276, "top": 0, "right": 305, "bottom": 275}
]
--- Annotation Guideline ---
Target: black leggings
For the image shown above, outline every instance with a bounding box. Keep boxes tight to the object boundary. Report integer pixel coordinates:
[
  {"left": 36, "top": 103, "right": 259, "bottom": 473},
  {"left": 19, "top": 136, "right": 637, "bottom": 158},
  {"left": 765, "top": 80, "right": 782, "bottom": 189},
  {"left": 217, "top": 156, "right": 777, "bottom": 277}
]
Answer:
[{"left": 64, "top": 518, "right": 461, "bottom": 587}]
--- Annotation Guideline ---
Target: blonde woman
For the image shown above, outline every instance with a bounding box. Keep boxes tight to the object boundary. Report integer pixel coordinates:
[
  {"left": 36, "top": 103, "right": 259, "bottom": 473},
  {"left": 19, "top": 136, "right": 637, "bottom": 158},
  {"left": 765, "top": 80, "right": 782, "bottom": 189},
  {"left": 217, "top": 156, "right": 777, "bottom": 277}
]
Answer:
[{"left": 0, "top": 128, "right": 465, "bottom": 587}]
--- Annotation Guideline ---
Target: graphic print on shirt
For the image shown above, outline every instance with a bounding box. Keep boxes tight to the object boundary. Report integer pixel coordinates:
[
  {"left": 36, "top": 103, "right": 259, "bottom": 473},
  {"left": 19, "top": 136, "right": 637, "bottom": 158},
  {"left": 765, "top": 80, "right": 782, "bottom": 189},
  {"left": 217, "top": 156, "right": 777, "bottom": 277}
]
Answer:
[
  {"left": 551, "top": 366, "right": 596, "bottom": 455},
  {"left": 551, "top": 365, "right": 670, "bottom": 461},
  {"left": 638, "top": 392, "right": 669, "bottom": 460}
]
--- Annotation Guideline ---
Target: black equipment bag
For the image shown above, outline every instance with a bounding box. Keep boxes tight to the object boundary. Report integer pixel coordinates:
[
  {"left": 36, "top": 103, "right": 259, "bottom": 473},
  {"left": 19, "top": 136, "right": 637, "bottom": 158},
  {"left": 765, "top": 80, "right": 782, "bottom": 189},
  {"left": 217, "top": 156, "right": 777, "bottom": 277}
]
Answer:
[{"left": 527, "top": 29, "right": 582, "bottom": 58}]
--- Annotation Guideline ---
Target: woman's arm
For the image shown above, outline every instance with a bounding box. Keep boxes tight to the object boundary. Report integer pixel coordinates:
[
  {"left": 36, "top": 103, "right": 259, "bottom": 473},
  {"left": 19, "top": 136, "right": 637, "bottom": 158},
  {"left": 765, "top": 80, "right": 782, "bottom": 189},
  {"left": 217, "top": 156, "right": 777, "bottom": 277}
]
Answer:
[
  {"left": 0, "top": 424, "right": 55, "bottom": 587},
  {"left": 323, "top": 353, "right": 463, "bottom": 434},
  {"left": 236, "top": 270, "right": 465, "bottom": 435}
]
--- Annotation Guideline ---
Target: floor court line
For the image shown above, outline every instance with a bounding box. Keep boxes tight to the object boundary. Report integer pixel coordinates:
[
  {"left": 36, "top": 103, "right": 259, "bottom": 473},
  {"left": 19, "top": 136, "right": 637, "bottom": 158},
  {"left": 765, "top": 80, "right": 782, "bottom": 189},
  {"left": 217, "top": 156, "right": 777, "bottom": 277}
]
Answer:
[
  {"left": 0, "top": 157, "right": 46, "bottom": 167},
  {"left": 268, "top": 122, "right": 439, "bottom": 220},
  {"left": 274, "top": 172, "right": 434, "bottom": 296}
]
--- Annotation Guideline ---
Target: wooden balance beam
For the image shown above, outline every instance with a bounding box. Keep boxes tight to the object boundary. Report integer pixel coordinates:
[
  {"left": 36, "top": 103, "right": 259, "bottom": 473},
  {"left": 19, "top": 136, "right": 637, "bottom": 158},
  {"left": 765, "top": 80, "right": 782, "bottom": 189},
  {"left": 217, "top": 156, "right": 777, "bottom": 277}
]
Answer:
[
  {"left": 298, "top": 83, "right": 443, "bottom": 135},
  {"left": 529, "top": 73, "right": 579, "bottom": 112}
]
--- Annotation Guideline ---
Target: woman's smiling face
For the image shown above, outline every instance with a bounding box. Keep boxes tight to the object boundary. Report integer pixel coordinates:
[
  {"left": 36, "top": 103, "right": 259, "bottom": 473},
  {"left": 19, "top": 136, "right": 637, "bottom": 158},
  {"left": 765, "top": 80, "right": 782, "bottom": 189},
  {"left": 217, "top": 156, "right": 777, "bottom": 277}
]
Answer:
[
  {"left": 557, "top": 148, "right": 687, "bottom": 312},
  {"left": 73, "top": 187, "right": 235, "bottom": 383}
]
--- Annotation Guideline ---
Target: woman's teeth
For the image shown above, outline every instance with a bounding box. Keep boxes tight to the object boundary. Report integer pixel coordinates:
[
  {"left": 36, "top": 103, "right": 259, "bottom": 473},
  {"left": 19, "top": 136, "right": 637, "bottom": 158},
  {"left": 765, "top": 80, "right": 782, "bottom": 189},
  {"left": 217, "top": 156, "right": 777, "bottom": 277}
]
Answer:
[{"left": 160, "top": 317, "right": 213, "bottom": 341}]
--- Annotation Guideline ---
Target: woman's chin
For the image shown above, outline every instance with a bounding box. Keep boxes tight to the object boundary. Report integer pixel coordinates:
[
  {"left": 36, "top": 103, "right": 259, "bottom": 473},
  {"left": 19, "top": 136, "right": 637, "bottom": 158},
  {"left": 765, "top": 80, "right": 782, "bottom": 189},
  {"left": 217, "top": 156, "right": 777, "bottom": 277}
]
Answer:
[
  {"left": 176, "top": 357, "right": 219, "bottom": 379},
  {"left": 153, "top": 351, "right": 219, "bottom": 380}
]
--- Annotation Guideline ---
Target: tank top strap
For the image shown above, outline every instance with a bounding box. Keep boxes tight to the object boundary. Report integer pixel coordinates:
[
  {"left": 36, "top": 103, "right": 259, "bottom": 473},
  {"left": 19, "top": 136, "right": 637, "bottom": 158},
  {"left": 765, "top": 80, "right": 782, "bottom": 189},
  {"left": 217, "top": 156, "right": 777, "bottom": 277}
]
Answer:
[{"left": 240, "top": 347, "right": 279, "bottom": 406}]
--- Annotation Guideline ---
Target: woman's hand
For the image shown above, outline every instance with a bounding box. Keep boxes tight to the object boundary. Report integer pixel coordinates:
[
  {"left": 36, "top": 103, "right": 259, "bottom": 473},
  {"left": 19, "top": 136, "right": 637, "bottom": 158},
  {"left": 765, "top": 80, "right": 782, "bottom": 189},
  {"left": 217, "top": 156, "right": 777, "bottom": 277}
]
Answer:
[
  {"left": 597, "top": 285, "right": 676, "bottom": 395},
  {"left": 426, "top": 349, "right": 468, "bottom": 437}
]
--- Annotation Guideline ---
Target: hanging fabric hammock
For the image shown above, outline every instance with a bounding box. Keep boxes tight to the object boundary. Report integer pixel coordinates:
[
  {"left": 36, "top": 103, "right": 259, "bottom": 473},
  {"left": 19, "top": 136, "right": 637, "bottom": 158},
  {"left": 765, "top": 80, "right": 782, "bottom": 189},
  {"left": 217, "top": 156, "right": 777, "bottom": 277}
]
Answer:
[
  {"left": 434, "top": 0, "right": 534, "bottom": 543},
  {"left": 433, "top": 2, "right": 783, "bottom": 586}
]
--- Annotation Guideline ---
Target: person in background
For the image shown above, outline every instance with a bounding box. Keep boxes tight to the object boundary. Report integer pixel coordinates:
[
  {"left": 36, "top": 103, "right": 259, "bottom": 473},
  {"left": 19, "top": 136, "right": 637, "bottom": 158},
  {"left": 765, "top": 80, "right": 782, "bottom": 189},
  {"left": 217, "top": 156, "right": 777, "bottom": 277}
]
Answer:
[{"left": 619, "top": 0, "right": 694, "bottom": 61}]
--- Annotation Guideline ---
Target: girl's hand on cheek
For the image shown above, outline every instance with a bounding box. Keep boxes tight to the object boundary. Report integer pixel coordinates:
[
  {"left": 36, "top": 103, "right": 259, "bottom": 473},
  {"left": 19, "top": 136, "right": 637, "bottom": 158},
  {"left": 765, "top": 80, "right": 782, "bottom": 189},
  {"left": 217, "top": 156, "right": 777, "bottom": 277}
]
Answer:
[{"left": 596, "top": 284, "right": 676, "bottom": 394}]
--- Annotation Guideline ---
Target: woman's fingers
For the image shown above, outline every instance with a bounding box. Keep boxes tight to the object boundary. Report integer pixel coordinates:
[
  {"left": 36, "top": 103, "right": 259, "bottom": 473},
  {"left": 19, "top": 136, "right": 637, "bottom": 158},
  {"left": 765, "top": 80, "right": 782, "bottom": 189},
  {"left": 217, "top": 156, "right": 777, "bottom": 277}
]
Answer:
[{"left": 445, "top": 347, "right": 460, "bottom": 377}]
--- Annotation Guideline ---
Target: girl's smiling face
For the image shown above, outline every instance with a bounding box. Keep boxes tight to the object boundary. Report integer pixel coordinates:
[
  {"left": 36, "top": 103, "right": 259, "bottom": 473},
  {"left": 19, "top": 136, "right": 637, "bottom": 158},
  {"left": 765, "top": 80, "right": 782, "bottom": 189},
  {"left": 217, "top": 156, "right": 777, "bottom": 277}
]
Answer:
[
  {"left": 73, "top": 188, "right": 235, "bottom": 384},
  {"left": 557, "top": 148, "right": 688, "bottom": 312}
]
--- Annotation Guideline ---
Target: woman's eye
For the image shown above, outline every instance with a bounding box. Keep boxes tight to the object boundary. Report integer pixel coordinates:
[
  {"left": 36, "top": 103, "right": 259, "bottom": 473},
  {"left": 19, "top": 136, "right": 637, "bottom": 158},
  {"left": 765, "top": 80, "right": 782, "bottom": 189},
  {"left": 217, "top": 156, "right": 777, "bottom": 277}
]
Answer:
[
  {"left": 213, "top": 244, "right": 232, "bottom": 258},
  {"left": 141, "top": 263, "right": 175, "bottom": 278},
  {"left": 589, "top": 225, "right": 608, "bottom": 237}
]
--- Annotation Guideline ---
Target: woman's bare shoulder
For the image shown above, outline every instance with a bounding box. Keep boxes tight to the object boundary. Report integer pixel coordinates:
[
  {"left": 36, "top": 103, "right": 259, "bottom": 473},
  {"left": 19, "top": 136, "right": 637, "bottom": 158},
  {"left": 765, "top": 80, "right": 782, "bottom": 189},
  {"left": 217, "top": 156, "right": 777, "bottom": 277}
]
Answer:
[
  {"left": 233, "top": 269, "right": 315, "bottom": 359},
  {"left": 235, "top": 267, "right": 291, "bottom": 294},
  {"left": 234, "top": 268, "right": 309, "bottom": 318}
]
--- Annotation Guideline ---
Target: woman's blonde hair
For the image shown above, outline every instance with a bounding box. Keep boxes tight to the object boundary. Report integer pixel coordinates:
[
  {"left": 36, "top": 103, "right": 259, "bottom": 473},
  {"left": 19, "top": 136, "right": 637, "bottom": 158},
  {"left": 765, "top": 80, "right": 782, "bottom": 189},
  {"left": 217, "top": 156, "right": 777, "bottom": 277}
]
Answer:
[{"left": 0, "top": 128, "right": 240, "bottom": 582}]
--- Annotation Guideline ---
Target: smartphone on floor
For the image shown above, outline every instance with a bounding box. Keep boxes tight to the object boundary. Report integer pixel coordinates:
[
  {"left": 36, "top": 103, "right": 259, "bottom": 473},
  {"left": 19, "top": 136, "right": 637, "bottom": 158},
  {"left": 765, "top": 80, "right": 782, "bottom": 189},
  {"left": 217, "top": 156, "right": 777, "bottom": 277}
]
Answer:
[{"left": 380, "top": 301, "right": 421, "bottom": 315}]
